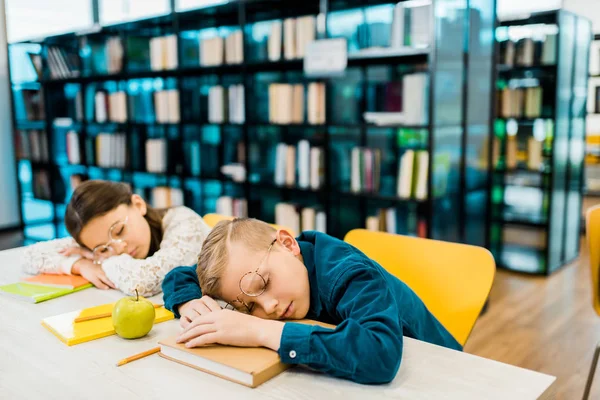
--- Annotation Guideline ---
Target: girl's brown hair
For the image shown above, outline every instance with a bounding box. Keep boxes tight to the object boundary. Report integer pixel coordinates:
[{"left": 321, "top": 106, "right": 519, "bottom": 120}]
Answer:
[{"left": 64, "top": 180, "right": 166, "bottom": 256}]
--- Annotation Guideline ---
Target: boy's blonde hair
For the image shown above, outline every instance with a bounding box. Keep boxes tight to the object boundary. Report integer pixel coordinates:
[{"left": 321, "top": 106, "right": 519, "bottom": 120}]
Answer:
[{"left": 197, "top": 218, "right": 276, "bottom": 298}]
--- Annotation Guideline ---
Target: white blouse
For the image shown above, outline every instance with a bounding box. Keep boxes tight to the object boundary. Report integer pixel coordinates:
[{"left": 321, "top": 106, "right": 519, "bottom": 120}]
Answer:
[{"left": 21, "top": 206, "right": 211, "bottom": 297}]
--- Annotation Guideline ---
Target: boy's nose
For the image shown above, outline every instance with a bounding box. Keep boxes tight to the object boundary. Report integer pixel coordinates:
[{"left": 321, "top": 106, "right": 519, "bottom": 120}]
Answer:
[{"left": 260, "top": 296, "right": 279, "bottom": 317}]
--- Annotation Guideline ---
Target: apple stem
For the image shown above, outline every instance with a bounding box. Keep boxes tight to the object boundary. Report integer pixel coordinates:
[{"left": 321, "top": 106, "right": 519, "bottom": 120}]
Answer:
[{"left": 135, "top": 289, "right": 139, "bottom": 302}]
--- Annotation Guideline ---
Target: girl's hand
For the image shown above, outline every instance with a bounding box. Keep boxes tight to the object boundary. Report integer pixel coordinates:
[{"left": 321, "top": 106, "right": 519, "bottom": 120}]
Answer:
[
  {"left": 73, "top": 259, "right": 116, "bottom": 290},
  {"left": 178, "top": 296, "right": 222, "bottom": 329},
  {"left": 176, "top": 309, "right": 284, "bottom": 350},
  {"left": 58, "top": 246, "right": 94, "bottom": 261}
]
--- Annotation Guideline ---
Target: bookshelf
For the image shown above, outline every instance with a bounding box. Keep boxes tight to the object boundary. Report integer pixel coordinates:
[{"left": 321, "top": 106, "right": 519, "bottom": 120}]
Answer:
[
  {"left": 490, "top": 10, "right": 591, "bottom": 275},
  {"left": 8, "top": 0, "right": 496, "bottom": 246}
]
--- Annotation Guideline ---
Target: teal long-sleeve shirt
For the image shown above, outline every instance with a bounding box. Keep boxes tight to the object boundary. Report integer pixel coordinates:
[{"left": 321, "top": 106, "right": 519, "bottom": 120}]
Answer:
[{"left": 162, "top": 231, "right": 462, "bottom": 384}]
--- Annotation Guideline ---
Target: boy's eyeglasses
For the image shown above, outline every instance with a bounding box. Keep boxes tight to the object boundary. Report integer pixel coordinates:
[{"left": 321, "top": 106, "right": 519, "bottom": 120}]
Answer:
[
  {"left": 91, "top": 216, "right": 129, "bottom": 265},
  {"left": 224, "top": 238, "right": 277, "bottom": 314}
]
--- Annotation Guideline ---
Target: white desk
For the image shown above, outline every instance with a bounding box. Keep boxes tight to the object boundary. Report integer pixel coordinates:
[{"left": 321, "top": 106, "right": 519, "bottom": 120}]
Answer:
[{"left": 1, "top": 247, "right": 556, "bottom": 399}]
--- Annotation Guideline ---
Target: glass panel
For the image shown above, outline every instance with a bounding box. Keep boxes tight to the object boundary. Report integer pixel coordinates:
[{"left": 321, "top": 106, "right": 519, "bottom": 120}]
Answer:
[
  {"left": 563, "top": 16, "right": 591, "bottom": 267},
  {"left": 548, "top": 12, "right": 575, "bottom": 271},
  {"left": 100, "top": 0, "right": 171, "bottom": 26}
]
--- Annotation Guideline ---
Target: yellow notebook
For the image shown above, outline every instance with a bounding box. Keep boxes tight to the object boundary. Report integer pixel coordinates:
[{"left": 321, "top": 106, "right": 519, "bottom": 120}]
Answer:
[{"left": 41, "top": 303, "right": 174, "bottom": 346}]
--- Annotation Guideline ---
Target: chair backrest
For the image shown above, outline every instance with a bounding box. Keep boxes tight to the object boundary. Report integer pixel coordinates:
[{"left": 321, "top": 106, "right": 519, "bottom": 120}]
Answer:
[
  {"left": 343, "top": 229, "right": 496, "bottom": 346},
  {"left": 586, "top": 205, "right": 600, "bottom": 316},
  {"left": 202, "top": 214, "right": 296, "bottom": 236}
]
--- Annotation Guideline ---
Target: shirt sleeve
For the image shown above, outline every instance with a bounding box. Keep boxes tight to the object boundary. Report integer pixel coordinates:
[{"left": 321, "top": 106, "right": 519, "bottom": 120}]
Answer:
[
  {"left": 162, "top": 265, "right": 202, "bottom": 318},
  {"left": 101, "top": 207, "right": 211, "bottom": 297},
  {"left": 278, "top": 263, "right": 404, "bottom": 384},
  {"left": 21, "top": 237, "right": 82, "bottom": 276}
]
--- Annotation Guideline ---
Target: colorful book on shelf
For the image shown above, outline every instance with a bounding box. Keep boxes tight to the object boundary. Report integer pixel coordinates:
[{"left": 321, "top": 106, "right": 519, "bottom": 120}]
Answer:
[
  {"left": 159, "top": 319, "right": 334, "bottom": 388},
  {"left": 21, "top": 274, "right": 90, "bottom": 289},
  {"left": 0, "top": 282, "right": 92, "bottom": 304},
  {"left": 41, "top": 303, "right": 174, "bottom": 346}
]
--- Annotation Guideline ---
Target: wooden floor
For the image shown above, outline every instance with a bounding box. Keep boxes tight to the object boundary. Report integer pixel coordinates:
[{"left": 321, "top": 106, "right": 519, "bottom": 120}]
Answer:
[{"left": 465, "top": 239, "right": 600, "bottom": 400}]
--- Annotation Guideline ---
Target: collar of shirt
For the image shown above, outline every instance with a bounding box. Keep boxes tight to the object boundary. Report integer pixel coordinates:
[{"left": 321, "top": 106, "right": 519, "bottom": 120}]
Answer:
[{"left": 298, "top": 240, "right": 323, "bottom": 318}]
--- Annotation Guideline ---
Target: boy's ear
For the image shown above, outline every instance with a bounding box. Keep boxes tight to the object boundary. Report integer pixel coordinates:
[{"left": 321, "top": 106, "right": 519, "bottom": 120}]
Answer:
[
  {"left": 131, "top": 194, "right": 148, "bottom": 216},
  {"left": 275, "top": 229, "right": 301, "bottom": 256}
]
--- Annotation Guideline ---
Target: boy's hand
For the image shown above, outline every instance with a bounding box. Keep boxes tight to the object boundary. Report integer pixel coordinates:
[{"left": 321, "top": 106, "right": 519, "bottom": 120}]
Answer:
[
  {"left": 177, "top": 309, "right": 284, "bottom": 351},
  {"left": 178, "top": 296, "right": 222, "bottom": 329},
  {"left": 72, "top": 259, "right": 116, "bottom": 290}
]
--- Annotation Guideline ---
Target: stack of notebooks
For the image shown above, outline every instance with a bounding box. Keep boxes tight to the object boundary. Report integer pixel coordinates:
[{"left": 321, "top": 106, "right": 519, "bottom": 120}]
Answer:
[
  {"left": 42, "top": 302, "right": 174, "bottom": 346},
  {"left": 0, "top": 274, "right": 92, "bottom": 303},
  {"left": 159, "top": 319, "right": 333, "bottom": 388}
]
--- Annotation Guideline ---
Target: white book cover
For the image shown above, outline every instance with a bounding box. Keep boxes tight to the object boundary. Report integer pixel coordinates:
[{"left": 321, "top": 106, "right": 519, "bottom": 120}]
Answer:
[
  {"left": 66, "top": 131, "right": 80, "bottom": 164},
  {"left": 165, "top": 35, "right": 178, "bottom": 69},
  {"left": 269, "top": 21, "right": 282, "bottom": 61},
  {"left": 295, "top": 16, "right": 315, "bottom": 58},
  {"left": 351, "top": 147, "right": 361, "bottom": 193},
  {"left": 167, "top": 90, "right": 180, "bottom": 123},
  {"left": 274, "top": 143, "right": 288, "bottom": 186},
  {"left": 398, "top": 150, "right": 415, "bottom": 199},
  {"left": 283, "top": 18, "right": 296, "bottom": 60},
  {"left": 408, "top": 4, "right": 431, "bottom": 48},
  {"left": 150, "top": 37, "right": 163, "bottom": 71},
  {"left": 201, "top": 36, "right": 224, "bottom": 66},
  {"left": 390, "top": 3, "right": 405, "bottom": 48},
  {"left": 301, "top": 207, "right": 316, "bottom": 232},
  {"left": 541, "top": 33, "right": 558, "bottom": 66},
  {"left": 403, "top": 74, "right": 429, "bottom": 125},
  {"left": 385, "top": 208, "right": 397, "bottom": 234},
  {"left": 366, "top": 216, "right": 380, "bottom": 232},
  {"left": 209, "top": 86, "right": 225, "bottom": 123},
  {"left": 315, "top": 211, "right": 326, "bottom": 233},
  {"left": 95, "top": 91, "right": 107, "bottom": 123},
  {"left": 310, "top": 147, "right": 323, "bottom": 190},
  {"left": 414, "top": 151, "right": 429, "bottom": 200},
  {"left": 297, "top": 140, "right": 310, "bottom": 189}
]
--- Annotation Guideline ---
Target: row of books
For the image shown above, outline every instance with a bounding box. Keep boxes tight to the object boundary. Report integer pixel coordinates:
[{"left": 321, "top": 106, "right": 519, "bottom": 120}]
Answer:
[
  {"left": 201, "top": 31, "right": 244, "bottom": 66},
  {"left": 363, "top": 73, "right": 429, "bottom": 126},
  {"left": 46, "top": 46, "right": 81, "bottom": 79},
  {"left": 365, "top": 208, "right": 426, "bottom": 239},
  {"left": 498, "top": 86, "right": 543, "bottom": 119},
  {"left": 94, "top": 91, "right": 127, "bottom": 123},
  {"left": 154, "top": 90, "right": 181, "bottom": 124},
  {"left": 498, "top": 35, "right": 557, "bottom": 67},
  {"left": 104, "top": 37, "right": 124, "bottom": 74},
  {"left": 32, "top": 170, "right": 53, "bottom": 201},
  {"left": 216, "top": 196, "right": 248, "bottom": 218},
  {"left": 389, "top": 2, "right": 431, "bottom": 49},
  {"left": 93, "top": 133, "right": 127, "bottom": 168},
  {"left": 15, "top": 130, "right": 49, "bottom": 162},
  {"left": 151, "top": 187, "right": 184, "bottom": 208},
  {"left": 275, "top": 203, "right": 326, "bottom": 235},
  {"left": 208, "top": 85, "right": 245, "bottom": 124},
  {"left": 150, "top": 35, "right": 178, "bottom": 71},
  {"left": 268, "top": 83, "right": 325, "bottom": 125},
  {"left": 18, "top": 89, "right": 45, "bottom": 121},
  {"left": 502, "top": 136, "right": 546, "bottom": 171},
  {"left": 267, "top": 16, "right": 316, "bottom": 61},
  {"left": 274, "top": 141, "right": 324, "bottom": 190}
]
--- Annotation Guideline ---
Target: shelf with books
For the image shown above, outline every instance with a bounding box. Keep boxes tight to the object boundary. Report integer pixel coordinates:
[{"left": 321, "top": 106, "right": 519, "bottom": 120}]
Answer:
[
  {"left": 490, "top": 10, "right": 591, "bottom": 275},
  {"left": 8, "top": 0, "right": 496, "bottom": 243}
]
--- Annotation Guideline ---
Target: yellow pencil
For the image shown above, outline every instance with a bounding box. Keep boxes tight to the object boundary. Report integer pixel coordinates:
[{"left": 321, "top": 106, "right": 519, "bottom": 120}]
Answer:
[
  {"left": 74, "top": 303, "right": 163, "bottom": 323},
  {"left": 116, "top": 346, "right": 161, "bottom": 367}
]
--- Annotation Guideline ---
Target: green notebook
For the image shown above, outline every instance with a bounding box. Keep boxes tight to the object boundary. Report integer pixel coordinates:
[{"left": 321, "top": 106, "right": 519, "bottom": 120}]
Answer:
[{"left": 0, "top": 282, "right": 93, "bottom": 303}]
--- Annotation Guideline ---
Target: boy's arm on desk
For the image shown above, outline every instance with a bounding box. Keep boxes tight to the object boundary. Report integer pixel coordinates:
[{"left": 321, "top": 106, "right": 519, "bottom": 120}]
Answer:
[{"left": 162, "top": 265, "right": 202, "bottom": 318}]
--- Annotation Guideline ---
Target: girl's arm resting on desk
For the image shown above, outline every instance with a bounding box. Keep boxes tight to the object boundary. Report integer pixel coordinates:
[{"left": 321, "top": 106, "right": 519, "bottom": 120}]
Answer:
[
  {"left": 278, "top": 266, "right": 403, "bottom": 384},
  {"left": 101, "top": 210, "right": 210, "bottom": 297},
  {"left": 21, "top": 237, "right": 82, "bottom": 275}
]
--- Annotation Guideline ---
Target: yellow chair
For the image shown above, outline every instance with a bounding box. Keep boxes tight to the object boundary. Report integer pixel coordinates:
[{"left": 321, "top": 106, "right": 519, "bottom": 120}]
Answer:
[
  {"left": 583, "top": 206, "right": 600, "bottom": 400},
  {"left": 343, "top": 229, "right": 495, "bottom": 346},
  {"left": 203, "top": 213, "right": 296, "bottom": 236}
]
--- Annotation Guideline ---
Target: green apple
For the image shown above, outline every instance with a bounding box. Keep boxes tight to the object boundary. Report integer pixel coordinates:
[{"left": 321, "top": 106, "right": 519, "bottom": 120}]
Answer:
[{"left": 112, "top": 290, "right": 156, "bottom": 339}]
